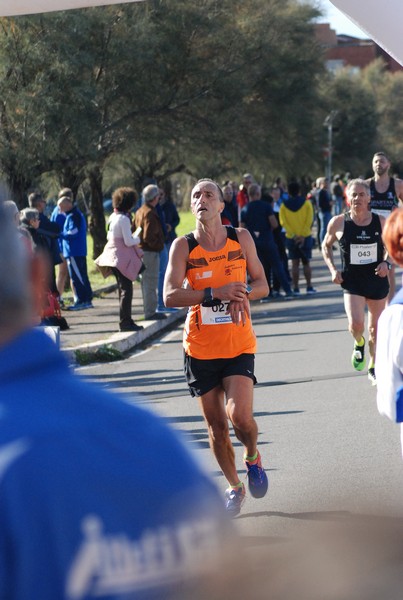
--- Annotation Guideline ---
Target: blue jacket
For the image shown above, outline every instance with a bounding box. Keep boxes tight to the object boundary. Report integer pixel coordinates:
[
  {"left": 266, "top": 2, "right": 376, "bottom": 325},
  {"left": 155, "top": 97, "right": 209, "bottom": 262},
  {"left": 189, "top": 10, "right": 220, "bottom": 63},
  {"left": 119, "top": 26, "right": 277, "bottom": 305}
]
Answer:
[
  {"left": 240, "top": 200, "right": 275, "bottom": 247},
  {"left": 50, "top": 205, "right": 67, "bottom": 253},
  {"left": 61, "top": 206, "right": 87, "bottom": 258},
  {"left": 161, "top": 201, "right": 180, "bottom": 244},
  {"left": 0, "top": 329, "right": 228, "bottom": 600}
]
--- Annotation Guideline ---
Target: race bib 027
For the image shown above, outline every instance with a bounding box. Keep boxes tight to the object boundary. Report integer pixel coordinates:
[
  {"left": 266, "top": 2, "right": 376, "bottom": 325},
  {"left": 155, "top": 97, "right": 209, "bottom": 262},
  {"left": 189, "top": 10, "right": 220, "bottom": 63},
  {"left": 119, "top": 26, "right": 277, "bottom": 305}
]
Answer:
[{"left": 200, "top": 302, "right": 234, "bottom": 325}]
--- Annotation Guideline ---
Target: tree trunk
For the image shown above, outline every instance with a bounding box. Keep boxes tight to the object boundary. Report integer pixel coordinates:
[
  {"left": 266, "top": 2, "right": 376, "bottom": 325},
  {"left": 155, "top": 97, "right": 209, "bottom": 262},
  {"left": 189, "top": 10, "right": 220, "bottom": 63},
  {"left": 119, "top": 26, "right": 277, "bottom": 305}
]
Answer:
[
  {"left": 8, "top": 174, "right": 33, "bottom": 209},
  {"left": 58, "top": 166, "right": 85, "bottom": 200},
  {"left": 87, "top": 166, "right": 107, "bottom": 259}
]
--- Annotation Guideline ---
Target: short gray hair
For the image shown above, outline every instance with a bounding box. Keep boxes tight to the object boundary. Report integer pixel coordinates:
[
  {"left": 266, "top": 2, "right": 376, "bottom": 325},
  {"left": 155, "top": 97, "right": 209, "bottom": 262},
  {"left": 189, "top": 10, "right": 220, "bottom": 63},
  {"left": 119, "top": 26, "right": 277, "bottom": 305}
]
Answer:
[
  {"left": 0, "top": 202, "right": 31, "bottom": 329},
  {"left": 3, "top": 200, "right": 19, "bottom": 223},
  {"left": 346, "top": 178, "right": 370, "bottom": 195},
  {"left": 142, "top": 184, "right": 160, "bottom": 203},
  {"left": 20, "top": 207, "right": 39, "bottom": 225},
  {"left": 248, "top": 183, "right": 261, "bottom": 198}
]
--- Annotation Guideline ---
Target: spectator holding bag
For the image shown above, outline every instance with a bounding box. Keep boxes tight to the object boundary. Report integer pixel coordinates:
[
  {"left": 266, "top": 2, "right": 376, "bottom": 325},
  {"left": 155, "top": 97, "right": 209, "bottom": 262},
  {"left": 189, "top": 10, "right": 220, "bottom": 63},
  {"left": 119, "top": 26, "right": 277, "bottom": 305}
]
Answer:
[{"left": 95, "top": 187, "right": 144, "bottom": 332}]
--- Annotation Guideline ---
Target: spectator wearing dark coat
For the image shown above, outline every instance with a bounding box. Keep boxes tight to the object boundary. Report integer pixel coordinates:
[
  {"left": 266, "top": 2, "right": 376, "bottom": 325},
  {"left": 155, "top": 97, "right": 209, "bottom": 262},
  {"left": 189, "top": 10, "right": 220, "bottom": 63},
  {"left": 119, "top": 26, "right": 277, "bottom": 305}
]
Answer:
[{"left": 28, "top": 192, "right": 61, "bottom": 295}]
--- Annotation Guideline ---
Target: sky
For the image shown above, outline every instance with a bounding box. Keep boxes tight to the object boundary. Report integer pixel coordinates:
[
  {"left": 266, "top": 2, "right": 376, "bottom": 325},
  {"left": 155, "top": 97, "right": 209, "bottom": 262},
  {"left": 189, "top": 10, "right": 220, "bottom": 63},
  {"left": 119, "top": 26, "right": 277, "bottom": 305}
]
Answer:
[{"left": 314, "top": 0, "right": 367, "bottom": 38}]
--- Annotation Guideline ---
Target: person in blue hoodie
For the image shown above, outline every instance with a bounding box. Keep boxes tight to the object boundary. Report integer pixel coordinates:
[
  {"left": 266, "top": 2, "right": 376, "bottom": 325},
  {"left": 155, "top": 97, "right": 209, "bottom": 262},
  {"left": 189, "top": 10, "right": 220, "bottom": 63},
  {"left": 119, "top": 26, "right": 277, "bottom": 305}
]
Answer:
[
  {"left": 279, "top": 181, "right": 317, "bottom": 295},
  {"left": 58, "top": 195, "right": 93, "bottom": 310},
  {"left": 50, "top": 187, "right": 73, "bottom": 304},
  {"left": 0, "top": 200, "right": 231, "bottom": 600}
]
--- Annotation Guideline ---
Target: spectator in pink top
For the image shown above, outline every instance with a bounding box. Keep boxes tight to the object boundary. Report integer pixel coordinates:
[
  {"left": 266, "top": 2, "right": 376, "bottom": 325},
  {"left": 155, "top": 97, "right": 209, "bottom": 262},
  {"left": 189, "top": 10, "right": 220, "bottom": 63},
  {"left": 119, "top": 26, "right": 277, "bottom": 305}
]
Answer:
[{"left": 95, "top": 187, "right": 144, "bottom": 332}]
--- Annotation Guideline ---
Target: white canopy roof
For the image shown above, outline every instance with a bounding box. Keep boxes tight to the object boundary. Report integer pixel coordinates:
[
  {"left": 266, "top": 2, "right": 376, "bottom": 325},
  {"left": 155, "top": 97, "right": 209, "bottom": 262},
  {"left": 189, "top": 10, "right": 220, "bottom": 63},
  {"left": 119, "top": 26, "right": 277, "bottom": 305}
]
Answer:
[
  {"left": 330, "top": 0, "right": 403, "bottom": 66},
  {"left": 0, "top": 0, "right": 143, "bottom": 17}
]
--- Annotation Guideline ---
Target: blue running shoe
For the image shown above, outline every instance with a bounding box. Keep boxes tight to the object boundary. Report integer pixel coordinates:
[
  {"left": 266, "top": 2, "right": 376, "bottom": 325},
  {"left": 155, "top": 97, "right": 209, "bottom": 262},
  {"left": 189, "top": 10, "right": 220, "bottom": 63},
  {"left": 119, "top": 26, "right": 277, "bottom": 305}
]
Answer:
[
  {"left": 244, "top": 451, "right": 268, "bottom": 498},
  {"left": 225, "top": 483, "right": 246, "bottom": 517}
]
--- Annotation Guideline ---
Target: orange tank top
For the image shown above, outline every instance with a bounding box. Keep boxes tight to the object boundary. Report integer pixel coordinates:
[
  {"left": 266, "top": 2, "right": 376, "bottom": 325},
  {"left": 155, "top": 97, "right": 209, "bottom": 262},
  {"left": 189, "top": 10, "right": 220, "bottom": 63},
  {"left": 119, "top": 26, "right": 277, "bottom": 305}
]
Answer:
[{"left": 183, "top": 227, "right": 257, "bottom": 359}]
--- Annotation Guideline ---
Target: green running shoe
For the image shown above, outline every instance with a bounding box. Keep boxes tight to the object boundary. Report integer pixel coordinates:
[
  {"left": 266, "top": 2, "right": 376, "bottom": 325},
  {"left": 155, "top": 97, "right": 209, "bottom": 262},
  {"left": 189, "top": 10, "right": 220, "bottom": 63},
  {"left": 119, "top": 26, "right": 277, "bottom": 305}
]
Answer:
[{"left": 352, "top": 338, "right": 365, "bottom": 371}]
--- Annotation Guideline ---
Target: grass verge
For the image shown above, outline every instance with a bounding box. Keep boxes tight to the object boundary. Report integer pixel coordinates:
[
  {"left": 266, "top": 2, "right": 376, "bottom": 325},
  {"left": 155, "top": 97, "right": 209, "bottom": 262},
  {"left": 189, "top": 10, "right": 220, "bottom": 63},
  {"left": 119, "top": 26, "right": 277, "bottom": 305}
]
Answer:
[{"left": 75, "top": 345, "right": 123, "bottom": 366}]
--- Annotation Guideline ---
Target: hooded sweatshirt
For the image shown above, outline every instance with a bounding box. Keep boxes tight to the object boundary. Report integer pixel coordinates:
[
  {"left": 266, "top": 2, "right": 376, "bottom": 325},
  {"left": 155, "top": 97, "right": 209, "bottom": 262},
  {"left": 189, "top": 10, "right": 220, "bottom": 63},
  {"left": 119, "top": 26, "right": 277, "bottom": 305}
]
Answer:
[{"left": 280, "top": 196, "right": 314, "bottom": 239}]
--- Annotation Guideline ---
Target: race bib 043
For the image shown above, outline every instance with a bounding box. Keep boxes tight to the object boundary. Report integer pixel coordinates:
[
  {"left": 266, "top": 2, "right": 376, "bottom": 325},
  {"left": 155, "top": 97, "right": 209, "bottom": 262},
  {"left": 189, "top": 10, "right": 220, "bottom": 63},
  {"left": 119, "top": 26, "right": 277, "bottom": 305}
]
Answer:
[{"left": 350, "top": 242, "right": 377, "bottom": 265}]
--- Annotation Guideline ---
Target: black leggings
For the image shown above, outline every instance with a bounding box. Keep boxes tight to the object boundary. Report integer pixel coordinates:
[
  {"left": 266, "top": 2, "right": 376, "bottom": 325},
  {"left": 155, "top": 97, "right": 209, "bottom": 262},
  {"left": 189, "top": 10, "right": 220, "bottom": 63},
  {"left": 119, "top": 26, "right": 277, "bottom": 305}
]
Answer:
[{"left": 112, "top": 268, "right": 134, "bottom": 328}]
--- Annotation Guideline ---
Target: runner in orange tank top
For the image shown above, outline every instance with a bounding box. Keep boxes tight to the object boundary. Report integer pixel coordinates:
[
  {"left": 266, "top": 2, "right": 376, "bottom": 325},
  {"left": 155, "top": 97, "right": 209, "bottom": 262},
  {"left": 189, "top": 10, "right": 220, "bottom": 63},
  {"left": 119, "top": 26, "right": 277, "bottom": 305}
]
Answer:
[
  {"left": 183, "top": 227, "right": 257, "bottom": 359},
  {"left": 164, "top": 178, "right": 269, "bottom": 516}
]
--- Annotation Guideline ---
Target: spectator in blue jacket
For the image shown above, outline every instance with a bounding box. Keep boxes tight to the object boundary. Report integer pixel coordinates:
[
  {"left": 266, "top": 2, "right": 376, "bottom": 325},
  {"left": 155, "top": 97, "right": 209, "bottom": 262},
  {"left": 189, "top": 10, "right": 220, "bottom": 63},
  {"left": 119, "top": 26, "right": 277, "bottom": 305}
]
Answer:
[
  {"left": 50, "top": 187, "right": 73, "bottom": 304},
  {"left": 58, "top": 195, "right": 93, "bottom": 310},
  {"left": 0, "top": 200, "right": 231, "bottom": 600},
  {"left": 158, "top": 187, "right": 180, "bottom": 313}
]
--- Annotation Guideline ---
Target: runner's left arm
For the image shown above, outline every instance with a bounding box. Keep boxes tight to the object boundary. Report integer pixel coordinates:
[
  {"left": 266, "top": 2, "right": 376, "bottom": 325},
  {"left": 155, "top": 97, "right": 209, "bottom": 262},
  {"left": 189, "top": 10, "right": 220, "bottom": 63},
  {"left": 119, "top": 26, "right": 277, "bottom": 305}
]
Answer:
[
  {"left": 375, "top": 215, "right": 390, "bottom": 277},
  {"left": 237, "top": 228, "right": 268, "bottom": 299},
  {"left": 224, "top": 228, "right": 268, "bottom": 325}
]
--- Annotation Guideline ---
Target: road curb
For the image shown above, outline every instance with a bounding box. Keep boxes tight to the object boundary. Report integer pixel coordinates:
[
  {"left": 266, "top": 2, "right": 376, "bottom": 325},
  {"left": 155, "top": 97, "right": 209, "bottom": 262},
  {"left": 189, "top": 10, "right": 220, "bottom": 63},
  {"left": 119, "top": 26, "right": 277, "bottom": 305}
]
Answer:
[{"left": 62, "top": 308, "right": 187, "bottom": 364}]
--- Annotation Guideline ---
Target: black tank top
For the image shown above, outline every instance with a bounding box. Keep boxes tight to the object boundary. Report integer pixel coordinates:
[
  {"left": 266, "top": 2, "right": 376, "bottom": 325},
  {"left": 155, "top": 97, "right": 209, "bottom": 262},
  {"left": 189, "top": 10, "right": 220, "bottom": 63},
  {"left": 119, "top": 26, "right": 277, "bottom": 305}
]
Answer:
[
  {"left": 339, "top": 212, "right": 384, "bottom": 273},
  {"left": 338, "top": 212, "right": 389, "bottom": 299},
  {"left": 369, "top": 177, "right": 399, "bottom": 215}
]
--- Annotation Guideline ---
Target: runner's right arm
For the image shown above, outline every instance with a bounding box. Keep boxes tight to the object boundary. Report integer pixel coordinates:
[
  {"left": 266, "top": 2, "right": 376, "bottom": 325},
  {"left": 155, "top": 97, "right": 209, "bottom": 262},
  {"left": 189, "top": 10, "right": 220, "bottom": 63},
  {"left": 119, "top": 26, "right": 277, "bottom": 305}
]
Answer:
[{"left": 322, "top": 215, "right": 344, "bottom": 284}]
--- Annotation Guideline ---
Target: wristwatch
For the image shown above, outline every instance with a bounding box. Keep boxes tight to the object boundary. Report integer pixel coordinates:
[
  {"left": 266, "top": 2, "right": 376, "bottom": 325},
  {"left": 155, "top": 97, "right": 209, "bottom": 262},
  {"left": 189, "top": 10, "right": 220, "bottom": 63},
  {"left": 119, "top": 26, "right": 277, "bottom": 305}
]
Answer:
[
  {"left": 203, "top": 287, "right": 213, "bottom": 304},
  {"left": 385, "top": 261, "right": 392, "bottom": 271},
  {"left": 202, "top": 287, "right": 221, "bottom": 307}
]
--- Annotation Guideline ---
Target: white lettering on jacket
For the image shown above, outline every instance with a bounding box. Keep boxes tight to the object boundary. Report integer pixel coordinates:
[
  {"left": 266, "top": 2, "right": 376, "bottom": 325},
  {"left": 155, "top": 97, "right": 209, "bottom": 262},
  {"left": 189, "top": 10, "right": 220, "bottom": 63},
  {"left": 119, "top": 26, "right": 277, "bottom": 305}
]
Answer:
[{"left": 66, "top": 515, "right": 220, "bottom": 599}]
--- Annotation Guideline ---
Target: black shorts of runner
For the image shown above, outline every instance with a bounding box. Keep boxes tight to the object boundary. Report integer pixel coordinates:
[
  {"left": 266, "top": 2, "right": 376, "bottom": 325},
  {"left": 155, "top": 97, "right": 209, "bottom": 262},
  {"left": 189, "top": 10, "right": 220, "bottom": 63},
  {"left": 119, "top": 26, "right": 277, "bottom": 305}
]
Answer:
[
  {"left": 184, "top": 352, "right": 256, "bottom": 398},
  {"left": 341, "top": 268, "right": 389, "bottom": 300}
]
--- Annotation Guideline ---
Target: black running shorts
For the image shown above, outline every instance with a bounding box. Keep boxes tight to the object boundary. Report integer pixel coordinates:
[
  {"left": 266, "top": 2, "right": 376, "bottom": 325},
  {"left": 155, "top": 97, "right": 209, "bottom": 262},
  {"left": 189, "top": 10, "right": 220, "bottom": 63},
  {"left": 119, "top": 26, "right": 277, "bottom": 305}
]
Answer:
[
  {"left": 183, "top": 352, "right": 256, "bottom": 398},
  {"left": 341, "top": 268, "right": 389, "bottom": 300}
]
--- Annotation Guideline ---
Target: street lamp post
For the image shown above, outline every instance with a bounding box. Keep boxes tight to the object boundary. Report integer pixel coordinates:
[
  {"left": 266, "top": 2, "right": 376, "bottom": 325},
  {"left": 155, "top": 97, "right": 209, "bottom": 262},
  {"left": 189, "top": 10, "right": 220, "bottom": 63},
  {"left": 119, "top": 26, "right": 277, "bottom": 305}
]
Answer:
[{"left": 323, "top": 111, "right": 338, "bottom": 182}]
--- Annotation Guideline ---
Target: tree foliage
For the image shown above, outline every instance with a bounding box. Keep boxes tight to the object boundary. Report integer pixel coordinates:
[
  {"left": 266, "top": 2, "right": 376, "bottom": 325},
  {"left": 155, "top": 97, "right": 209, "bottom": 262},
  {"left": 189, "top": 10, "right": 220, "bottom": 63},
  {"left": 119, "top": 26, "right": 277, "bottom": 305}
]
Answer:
[
  {"left": 321, "top": 69, "right": 379, "bottom": 177},
  {"left": 0, "top": 1, "right": 398, "bottom": 253},
  {"left": 361, "top": 59, "right": 403, "bottom": 173}
]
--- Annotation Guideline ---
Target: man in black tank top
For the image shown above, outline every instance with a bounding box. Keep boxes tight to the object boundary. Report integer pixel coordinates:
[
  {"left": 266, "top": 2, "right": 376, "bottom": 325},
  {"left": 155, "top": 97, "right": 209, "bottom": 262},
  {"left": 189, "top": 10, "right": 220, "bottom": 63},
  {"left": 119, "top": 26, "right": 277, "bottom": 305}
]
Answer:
[
  {"left": 322, "top": 179, "right": 390, "bottom": 386},
  {"left": 366, "top": 151, "right": 403, "bottom": 298}
]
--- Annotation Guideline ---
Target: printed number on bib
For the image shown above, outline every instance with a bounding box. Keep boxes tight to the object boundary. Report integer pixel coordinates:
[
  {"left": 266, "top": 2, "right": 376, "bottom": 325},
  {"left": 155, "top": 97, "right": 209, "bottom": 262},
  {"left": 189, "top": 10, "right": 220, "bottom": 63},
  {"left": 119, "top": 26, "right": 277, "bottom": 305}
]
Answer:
[
  {"left": 350, "top": 243, "right": 377, "bottom": 265},
  {"left": 201, "top": 302, "right": 234, "bottom": 325}
]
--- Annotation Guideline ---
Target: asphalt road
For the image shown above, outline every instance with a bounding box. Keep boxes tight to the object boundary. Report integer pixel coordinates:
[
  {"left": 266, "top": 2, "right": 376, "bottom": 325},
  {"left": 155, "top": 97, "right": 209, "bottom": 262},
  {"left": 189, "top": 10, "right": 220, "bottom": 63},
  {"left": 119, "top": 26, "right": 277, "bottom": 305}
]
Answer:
[{"left": 76, "top": 254, "right": 403, "bottom": 550}]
